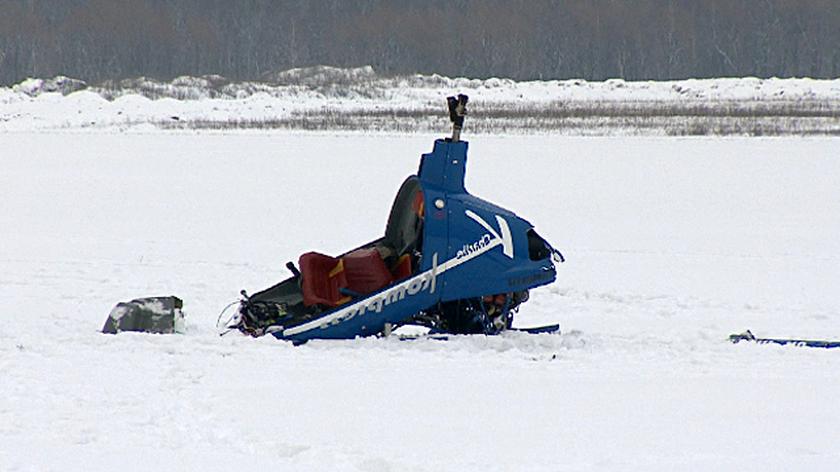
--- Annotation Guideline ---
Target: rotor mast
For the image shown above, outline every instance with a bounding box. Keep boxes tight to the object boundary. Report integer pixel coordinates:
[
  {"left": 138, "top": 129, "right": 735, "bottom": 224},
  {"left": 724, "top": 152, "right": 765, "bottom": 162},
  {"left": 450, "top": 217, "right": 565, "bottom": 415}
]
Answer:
[{"left": 447, "top": 94, "right": 468, "bottom": 141}]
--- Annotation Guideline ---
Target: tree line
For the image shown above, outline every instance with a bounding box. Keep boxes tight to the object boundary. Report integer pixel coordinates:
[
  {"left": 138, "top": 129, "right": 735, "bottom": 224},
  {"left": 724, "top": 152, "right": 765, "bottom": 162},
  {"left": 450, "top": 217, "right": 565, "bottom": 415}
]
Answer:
[{"left": 2, "top": 0, "right": 839, "bottom": 86}]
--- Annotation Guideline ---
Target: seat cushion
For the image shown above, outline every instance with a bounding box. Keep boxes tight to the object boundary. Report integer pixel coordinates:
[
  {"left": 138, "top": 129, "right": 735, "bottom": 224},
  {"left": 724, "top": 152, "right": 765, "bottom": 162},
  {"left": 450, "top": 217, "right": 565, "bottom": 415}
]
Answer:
[
  {"left": 343, "top": 248, "right": 394, "bottom": 295},
  {"left": 390, "top": 253, "right": 412, "bottom": 281},
  {"left": 299, "top": 252, "right": 350, "bottom": 307}
]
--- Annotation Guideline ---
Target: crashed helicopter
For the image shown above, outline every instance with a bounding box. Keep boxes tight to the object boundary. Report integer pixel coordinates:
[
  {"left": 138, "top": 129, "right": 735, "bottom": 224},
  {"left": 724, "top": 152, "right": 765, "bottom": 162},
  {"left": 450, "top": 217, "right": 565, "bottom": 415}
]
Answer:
[{"left": 226, "top": 95, "right": 564, "bottom": 342}]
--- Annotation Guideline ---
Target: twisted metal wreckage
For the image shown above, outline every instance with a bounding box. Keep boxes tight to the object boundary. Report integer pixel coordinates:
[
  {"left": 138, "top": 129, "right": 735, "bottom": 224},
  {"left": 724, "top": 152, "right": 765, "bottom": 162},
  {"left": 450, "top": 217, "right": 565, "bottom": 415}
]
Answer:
[{"left": 224, "top": 95, "right": 565, "bottom": 343}]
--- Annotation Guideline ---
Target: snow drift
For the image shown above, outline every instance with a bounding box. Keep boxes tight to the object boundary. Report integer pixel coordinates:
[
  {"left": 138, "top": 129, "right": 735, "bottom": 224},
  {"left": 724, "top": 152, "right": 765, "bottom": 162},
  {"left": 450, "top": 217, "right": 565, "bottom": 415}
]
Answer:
[
  {"left": 2, "top": 131, "right": 839, "bottom": 471},
  {"left": 3, "top": 66, "right": 840, "bottom": 135}
]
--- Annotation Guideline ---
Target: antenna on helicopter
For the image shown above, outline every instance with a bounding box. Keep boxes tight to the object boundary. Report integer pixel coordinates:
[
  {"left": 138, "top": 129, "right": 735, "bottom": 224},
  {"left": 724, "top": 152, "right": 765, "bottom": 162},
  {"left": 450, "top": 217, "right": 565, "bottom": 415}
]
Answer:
[{"left": 447, "top": 94, "right": 468, "bottom": 142}]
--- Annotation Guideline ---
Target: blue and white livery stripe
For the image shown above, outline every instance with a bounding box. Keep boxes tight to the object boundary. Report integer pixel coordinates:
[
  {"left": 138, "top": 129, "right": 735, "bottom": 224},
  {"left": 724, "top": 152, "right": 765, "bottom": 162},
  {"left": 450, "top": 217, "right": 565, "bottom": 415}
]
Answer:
[{"left": 282, "top": 212, "right": 513, "bottom": 337}]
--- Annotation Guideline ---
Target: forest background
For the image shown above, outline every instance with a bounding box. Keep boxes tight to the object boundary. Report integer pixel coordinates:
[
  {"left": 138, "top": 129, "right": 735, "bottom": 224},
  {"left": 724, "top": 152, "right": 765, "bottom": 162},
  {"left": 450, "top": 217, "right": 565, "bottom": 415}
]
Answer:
[{"left": 2, "top": 0, "right": 839, "bottom": 85}]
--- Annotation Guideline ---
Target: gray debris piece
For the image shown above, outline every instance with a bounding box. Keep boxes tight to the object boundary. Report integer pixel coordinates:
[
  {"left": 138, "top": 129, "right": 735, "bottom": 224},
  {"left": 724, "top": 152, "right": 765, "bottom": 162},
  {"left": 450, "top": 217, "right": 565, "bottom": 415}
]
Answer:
[{"left": 102, "top": 296, "right": 185, "bottom": 334}]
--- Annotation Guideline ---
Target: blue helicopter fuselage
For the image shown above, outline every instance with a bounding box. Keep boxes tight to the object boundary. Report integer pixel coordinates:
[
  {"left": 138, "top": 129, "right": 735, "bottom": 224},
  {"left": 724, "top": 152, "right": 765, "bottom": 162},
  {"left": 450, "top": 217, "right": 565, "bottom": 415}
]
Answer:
[{"left": 275, "top": 138, "right": 557, "bottom": 342}]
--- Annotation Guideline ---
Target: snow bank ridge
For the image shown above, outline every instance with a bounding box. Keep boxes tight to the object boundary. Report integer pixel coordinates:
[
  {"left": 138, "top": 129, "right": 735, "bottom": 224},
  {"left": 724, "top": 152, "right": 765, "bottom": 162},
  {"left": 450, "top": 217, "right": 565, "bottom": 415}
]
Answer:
[
  {"left": 3, "top": 66, "right": 840, "bottom": 135},
  {"left": 7, "top": 65, "right": 840, "bottom": 102}
]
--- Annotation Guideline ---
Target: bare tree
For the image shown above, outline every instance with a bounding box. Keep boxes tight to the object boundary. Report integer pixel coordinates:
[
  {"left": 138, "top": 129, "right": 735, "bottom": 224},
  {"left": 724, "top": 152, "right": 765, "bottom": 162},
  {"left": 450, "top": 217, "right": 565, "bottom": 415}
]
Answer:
[{"left": 1, "top": 0, "right": 839, "bottom": 85}]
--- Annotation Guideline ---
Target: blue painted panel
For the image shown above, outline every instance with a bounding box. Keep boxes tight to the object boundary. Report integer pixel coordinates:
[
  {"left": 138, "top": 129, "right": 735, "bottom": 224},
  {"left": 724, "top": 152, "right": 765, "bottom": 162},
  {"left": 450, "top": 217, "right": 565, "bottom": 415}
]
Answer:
[{"left": 274, "top": 137, "right": 557, "bottom": 342}]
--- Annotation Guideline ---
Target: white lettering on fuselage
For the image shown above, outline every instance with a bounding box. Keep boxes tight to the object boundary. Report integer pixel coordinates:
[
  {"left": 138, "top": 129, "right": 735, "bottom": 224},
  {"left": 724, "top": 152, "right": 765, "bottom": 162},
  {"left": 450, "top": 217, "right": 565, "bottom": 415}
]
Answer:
[
  {"left": 282, "top": 211, "right": 515, "bottom": 337},
  {"left": 319, "top": 269, "right": 437, "bottom": 329},
  {"left": 456, "top": 233, "right": 493, "bottom": 260}
]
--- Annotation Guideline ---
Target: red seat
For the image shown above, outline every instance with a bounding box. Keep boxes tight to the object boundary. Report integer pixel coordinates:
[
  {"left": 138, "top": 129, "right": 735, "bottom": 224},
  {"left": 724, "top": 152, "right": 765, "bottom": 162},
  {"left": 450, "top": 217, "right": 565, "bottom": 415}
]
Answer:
[
  {"left": 343, "top": 248, "right": 394, "bottom": 295},
  {"left": 390, "top": 253, "right": 412, "bottom": 281},
  {"left": 299, "top": 252, "right": 351, "bottom": 307}
]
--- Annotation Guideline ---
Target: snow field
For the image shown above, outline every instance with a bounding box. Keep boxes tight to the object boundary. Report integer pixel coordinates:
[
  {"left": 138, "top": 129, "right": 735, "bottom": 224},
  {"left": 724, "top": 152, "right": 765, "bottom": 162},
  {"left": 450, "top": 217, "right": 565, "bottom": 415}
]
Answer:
[
  {"left": 4, "top": 71, "right": 840, "bottom": 135},
  {"left": 1, "top": 132, "right": 840, "bottom": 470}
]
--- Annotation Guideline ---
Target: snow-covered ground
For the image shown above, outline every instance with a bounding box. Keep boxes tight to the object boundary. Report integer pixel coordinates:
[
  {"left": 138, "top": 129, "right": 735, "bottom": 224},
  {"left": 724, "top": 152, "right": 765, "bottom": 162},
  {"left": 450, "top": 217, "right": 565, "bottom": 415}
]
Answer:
[
  {"left": 3, "top": 67, "right": 840, "bottom": 135},
  {"left": 2, "top": 130, "right": 840, "bottom": 471}
]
